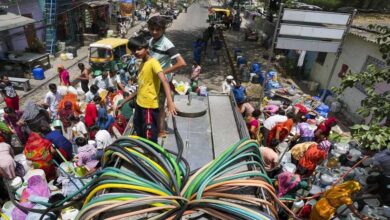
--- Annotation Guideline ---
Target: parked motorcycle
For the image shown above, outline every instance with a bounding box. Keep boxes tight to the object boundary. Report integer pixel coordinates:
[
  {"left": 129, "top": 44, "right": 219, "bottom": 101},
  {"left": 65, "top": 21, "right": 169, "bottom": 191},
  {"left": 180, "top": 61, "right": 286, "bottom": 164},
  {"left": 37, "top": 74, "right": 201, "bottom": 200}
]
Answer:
[{"left": 134, "top": 26, "right": 152, "bottom": 41}]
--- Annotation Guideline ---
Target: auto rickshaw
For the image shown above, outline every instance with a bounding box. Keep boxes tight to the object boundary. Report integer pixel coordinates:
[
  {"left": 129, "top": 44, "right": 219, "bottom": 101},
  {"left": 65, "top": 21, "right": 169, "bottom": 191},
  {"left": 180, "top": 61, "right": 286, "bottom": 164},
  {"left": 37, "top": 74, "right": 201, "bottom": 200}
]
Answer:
[
  {"left": 89, "top": 38, "right": 130, "bottom": 76},
  {"left": 208, "top": 7, "right": 231, "bottom": 24}
]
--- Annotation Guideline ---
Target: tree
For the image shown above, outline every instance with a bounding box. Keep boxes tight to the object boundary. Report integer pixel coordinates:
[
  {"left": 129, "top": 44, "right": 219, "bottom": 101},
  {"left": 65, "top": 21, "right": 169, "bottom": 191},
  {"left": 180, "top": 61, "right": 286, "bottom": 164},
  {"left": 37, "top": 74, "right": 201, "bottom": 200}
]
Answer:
[
  {"left": 300, "top": 0, "right": 390, "bottom": 10},
  {"left": 332, "top": 25, "right": 390, "bottom": 150}
]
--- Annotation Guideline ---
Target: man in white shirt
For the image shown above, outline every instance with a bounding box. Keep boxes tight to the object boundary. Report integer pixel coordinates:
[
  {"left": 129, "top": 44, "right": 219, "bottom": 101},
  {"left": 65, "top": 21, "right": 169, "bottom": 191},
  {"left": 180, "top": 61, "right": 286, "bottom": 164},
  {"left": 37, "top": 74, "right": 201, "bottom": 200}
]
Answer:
[
  {"left": 222, "top": 75, "right": 236, "bottom": 94},
  {"left": 93, "top": 71, "right": 110, "bottom": 90},
  {"left": 85, "top": 84, "right": 99, "bottom": 103},
  {"left": 108, "top": 70, "right": 123, "bottom": 90},
  {"left": 262, "top": 110, "right": 288, "bottom": 145},
  {"left": 44, "top": 83, "right": 62, "bottom": 119},
  {"left": 71, "top": 116, "right": 88, "bottom": 139}
]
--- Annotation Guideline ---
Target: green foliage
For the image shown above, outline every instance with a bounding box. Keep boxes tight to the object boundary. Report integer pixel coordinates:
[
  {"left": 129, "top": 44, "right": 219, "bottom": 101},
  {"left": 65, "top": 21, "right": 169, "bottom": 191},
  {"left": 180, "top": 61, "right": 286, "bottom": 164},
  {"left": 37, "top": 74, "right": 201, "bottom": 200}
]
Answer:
[
  {"left": 332, "top": 25, "right": 390, "bottom": 150},
  {"left": 349, "top": 124, "right": 390, "bottom": 150},
  {"left": 300, "top": 0, "right": 390, "bottom": 10},
  {"left": 369, "top": 24, "right": 390, "bottom": 65}
]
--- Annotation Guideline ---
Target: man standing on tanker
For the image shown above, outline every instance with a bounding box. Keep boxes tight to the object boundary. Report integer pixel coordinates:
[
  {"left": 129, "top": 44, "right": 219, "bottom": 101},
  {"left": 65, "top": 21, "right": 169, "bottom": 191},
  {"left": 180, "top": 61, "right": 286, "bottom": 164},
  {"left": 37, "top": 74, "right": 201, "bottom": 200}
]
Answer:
[{"left": 147, "top": 16, "right": 187, "bottom": 137}]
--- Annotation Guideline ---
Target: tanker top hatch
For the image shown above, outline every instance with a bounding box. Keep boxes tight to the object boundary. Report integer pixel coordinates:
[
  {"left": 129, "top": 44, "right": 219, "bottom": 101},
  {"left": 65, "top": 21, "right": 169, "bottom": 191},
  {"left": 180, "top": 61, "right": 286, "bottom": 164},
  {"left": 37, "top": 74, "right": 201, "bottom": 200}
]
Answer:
[{"left": 160, "top": 93, "right": 249, "bottom": 170}]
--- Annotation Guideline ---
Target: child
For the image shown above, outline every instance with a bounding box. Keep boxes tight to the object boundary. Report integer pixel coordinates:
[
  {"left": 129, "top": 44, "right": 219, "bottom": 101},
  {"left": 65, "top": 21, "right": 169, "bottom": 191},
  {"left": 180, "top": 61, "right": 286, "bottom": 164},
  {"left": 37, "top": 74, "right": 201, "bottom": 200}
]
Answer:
[
  {"left": 246, "top": 109, "right": 261, "bottom": 140},
  {"left": 117, "top": 35, "right": 176, "bottom": 143},
  {"left": 147, "top": 16, "right": 187, "bottom": 137},
  {"left": 190, "top": 61, "right": 201, "bottom": 83}
]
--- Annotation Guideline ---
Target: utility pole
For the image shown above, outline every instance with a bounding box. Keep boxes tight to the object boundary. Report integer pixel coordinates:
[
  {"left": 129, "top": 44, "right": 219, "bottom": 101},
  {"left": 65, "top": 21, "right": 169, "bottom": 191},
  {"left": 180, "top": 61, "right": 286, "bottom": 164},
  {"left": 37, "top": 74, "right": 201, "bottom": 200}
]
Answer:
[{"left": 262, "top": 3, "right": 283, "bottom": 97}]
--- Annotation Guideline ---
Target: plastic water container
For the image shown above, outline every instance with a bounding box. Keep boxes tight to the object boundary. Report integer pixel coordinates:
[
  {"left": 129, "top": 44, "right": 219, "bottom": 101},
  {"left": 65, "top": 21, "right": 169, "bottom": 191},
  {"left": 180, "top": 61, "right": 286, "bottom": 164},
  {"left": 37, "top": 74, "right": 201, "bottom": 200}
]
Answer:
[
  {"left": 60, "top": 53, "right": 68, "bottom": 61},
  {"left": 250, "top": 63, "right": 262, "bottom": 73},
  {"left": 66, "top": 53, "right": 74, "bottom": 60},
  {"left": 32, "top": 67, "right": 45, "bottom": 80},
  {"left": 282, "top": 162, "right": 296, "bottom": 173},
  {"left": 316, "top": 103, "right": 330, "bottom": 118},
  {"left": 237, "top": 57, "right": 247, "bottom": 67}
]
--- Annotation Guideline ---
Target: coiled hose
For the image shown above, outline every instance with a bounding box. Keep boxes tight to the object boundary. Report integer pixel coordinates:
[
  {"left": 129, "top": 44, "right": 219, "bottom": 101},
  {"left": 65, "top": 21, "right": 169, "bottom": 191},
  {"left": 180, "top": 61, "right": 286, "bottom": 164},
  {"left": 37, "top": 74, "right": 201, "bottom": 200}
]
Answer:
[
  {"left": 6, "top": 136, "right": 299, "bottom": 219},
  {"left": 75, "top": 137, "right": 298, "bottom": 220}
]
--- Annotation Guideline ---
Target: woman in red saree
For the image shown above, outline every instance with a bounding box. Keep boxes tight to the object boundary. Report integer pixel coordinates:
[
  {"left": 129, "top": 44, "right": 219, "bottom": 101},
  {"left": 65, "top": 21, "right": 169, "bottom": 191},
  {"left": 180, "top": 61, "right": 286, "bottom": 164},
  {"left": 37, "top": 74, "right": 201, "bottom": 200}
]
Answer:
[
  {"left": 58, "top": 93, "right": 82, "bottom": 115},
  {"left": 84, "top": 96, "right": 100, "bottom": 139},
  {"left": 298, "top": 143, "right": 327, "bottom": 176},
  {"left": 110, "top": 114, "right": 127, "bottom": 139},
  {"left": 24, "top": 132, "right": 56, "bottom": 180},
  {"left": 315, "top": 117, "right": 337, "bottom": 142}
]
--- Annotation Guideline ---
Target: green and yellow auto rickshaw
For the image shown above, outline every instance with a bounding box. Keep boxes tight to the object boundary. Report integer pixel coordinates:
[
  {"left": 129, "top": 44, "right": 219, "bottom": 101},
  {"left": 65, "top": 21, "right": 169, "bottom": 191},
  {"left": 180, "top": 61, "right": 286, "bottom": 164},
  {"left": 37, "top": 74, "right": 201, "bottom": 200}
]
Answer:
[{"left": 89, "top": 38, "right": 130, "bottom": 76}]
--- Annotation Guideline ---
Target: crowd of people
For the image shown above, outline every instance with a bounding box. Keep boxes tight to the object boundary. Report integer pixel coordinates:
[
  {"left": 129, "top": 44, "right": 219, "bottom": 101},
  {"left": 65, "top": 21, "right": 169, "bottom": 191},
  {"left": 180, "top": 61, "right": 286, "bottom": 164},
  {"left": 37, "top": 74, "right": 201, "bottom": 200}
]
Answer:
[
  {"left": 0, "top": 16, "right": 187, "bottom": 210},
  {"left": 0, "top": 10, "right": 389, "bottom": 220},
  {"left": 220, "top": 72, "right": 390, "bottom": 219}
]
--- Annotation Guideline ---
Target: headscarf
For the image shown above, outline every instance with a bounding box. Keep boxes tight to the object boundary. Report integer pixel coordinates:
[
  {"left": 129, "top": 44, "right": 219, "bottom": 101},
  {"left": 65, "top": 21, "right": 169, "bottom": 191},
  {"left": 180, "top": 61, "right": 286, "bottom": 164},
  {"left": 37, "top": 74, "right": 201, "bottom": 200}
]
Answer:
[
  {"left": 97, "top": 107, "right": 114, "bottom": 130},
  {"left": 267, "top": 118, "right": 294, "bottom": 147},
  {"left": 57, "top": 64, "right": 65, "bottom": 71},
  {"left": 277, "top": 171, "right": 301, "bottom": 197},
  {"left": 75, "top": 144, "right": 99, "bottom": 171},
  {"left": 318, "top": 140, "right": 331, "bottom": 154},
  {"left": 95, "top": 130, "right": 113, "bottom": 149},
  {"left": 24, "top": 132, "right": 55, "bottom": 180},
  {"left": 291, "top": 142, "right": 316, "bottom": 161},
  {"left": 21, "top": 175, "right": 51, "bottom": 200},
  {"left": 336, "top": 180, "right": 361, "bottom": 193},
  {"left": 59, "top": 101, "right": 74, "bottom": 128},
  {"left": 299, "top": 144, "right": 327, "bottom": 174},
  {"left": 84, "top": 102, "right": 98, "bottom": 127},
  {"left": 318, "top": 117, "right": 337, "bottom": 135},
  {"left": 110, "top": 114, "right": 127, "bottom": 135},
  {"left": 324, "top": 117, "right": 337, "bottom": 128},
  {"left": 58, "top": 93, "right": 81, "bottom": 114}
]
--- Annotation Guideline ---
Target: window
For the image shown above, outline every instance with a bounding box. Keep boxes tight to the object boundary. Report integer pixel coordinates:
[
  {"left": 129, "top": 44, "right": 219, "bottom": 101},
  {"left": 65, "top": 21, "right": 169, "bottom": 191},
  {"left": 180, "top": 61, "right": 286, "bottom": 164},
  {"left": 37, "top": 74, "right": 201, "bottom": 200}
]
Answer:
[
  {"left": 355, "top": 55, "right": 386, "bottom": 94},
  {"left": 113, "top": 45, "right": 127, "bottom": 59},
  {"left": 90, "top": 47, "right": 111, "bottom": 59},
  {"left": 316, "top": 52, "right": 327, "bottom": 65}
]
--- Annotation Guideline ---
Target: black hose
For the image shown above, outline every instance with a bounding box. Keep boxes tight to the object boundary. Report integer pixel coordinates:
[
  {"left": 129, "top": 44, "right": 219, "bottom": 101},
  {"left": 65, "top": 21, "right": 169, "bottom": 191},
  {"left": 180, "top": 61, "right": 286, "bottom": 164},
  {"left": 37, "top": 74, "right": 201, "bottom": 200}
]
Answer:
[
  {"left": 112, "top": 137, "right": 181, "bottom": 195},
  {"left": 172, "top": 116, "right": 184, "bottom": 164},
  {"left": 105, "top": 145, "right": 171, "bottom": 190}
]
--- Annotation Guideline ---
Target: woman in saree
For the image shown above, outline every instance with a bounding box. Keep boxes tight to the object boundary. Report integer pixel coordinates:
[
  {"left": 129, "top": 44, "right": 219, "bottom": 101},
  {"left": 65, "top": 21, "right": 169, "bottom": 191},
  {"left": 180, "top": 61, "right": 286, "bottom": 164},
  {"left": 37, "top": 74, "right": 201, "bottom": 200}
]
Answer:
[
  {"left": 267, "top": 112, "right": 296, "bottom": 147},
  {"left": 110, "top": 114, "right": 127, "bottom": 139},
  {"left": 310, "top": 180, "right": 371, "bottom": 220},
  {"left": 3, "top": 107, "right": 27, "bottom": 144}
]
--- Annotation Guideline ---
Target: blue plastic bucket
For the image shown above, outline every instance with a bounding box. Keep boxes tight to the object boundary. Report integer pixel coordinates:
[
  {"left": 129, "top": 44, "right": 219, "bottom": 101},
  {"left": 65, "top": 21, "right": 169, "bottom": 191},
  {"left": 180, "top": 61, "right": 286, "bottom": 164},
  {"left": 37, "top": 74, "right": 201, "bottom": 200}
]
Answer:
[
  {"left": 32, "top": 67, "right": 45, "bottom": 80},
  {"left": 250, "top": 63, "right": 261, "bottom": 73}
]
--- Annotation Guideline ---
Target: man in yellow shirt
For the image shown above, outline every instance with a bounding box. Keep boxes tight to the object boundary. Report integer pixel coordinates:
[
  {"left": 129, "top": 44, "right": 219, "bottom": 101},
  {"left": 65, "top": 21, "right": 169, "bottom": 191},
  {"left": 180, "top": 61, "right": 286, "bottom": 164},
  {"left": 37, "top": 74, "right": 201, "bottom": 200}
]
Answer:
[{"left": 117, "top": 35, "right": 176, "bottom": 143}]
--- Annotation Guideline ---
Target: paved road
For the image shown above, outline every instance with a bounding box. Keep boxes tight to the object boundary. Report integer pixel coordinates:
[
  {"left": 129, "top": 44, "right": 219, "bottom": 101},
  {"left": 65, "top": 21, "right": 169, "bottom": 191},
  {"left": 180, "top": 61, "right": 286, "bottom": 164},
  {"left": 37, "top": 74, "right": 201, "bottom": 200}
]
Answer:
[{"left": 16, "top": 2, "right": 209, "bottom": 107}]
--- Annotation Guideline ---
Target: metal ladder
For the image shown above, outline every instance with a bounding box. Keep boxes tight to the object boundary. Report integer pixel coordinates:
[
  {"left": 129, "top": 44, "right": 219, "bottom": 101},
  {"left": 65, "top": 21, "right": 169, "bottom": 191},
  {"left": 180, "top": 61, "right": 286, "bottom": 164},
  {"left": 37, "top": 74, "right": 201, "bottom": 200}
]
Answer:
[{"left": 45, "top": 0, "right": 57, "bottom": 54}]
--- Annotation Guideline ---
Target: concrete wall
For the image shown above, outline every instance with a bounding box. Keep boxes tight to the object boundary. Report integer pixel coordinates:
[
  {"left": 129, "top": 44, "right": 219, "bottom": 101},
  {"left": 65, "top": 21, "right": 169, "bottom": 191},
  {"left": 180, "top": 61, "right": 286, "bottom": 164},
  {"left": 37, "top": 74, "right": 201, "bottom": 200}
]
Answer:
[
  {"left": 5, "top": 0, "right": 44, "bottom": 51},
  {"left": 310, "top": 34, "right": 388, "bottom": 121}
]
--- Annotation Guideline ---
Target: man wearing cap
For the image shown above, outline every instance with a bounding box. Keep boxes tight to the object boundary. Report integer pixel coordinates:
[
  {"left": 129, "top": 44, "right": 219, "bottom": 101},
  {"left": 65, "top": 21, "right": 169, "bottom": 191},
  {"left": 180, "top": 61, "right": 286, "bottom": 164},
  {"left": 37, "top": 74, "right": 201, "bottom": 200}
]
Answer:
[{"left": 222, "top": 75, "right": 236, "bottom": 94}]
